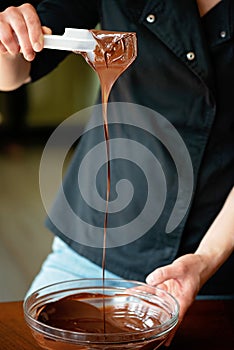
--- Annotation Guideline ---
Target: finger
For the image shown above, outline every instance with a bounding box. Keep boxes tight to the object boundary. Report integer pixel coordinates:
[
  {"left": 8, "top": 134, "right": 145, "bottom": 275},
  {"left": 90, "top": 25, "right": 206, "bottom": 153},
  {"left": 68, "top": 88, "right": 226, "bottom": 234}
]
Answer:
[
  {"left": 41, "top": 26, "right": 52, "bottom": 49},
  {"left": 1, "top": 6, "right": 36, "bottom": 60},
  {"left": 20, "top": 3, "right": 44, "bottom": 53},
  {"left": 146, "top": 265, "right": 178, "bottom": 285},
  {"left": 42, "top": 26, "right": 52, "bottom": 35},
  {"left": 11, "top": 15, "right": 36, "bottom": 61},
  {"left": 0, "top": 20, "right": 20, "bottom": 55}
]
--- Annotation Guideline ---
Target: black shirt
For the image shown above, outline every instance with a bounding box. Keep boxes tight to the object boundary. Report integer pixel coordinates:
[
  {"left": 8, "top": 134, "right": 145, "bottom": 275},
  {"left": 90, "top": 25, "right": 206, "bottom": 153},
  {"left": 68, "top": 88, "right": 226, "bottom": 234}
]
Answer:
[{"left": 32, "top": 0, "right": 234, "bottom": 295}]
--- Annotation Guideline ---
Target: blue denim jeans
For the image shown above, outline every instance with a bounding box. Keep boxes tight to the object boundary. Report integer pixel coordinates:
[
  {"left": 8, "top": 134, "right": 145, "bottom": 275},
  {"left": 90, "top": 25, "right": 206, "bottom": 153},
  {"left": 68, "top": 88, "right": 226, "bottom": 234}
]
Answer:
[{"left": 26, "top": 237, "right": 120, "bottom": 298}]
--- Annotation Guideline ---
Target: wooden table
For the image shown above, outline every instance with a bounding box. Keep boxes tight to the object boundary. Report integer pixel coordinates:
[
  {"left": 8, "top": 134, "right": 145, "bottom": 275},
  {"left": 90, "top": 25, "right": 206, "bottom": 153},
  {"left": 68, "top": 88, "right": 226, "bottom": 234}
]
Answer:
[{"left": 0, "top": 300, "right": 233, "bottom": 349}]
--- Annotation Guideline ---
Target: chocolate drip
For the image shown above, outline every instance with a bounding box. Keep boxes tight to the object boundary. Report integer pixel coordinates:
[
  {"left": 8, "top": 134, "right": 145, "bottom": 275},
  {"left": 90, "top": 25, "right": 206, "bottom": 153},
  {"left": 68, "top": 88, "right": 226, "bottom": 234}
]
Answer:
[
  {"left": 81, "top": 29, "right": 137, "bottom": 331},
  {"left": 86, "top": 29, "right": 137, "bottom": 277}
]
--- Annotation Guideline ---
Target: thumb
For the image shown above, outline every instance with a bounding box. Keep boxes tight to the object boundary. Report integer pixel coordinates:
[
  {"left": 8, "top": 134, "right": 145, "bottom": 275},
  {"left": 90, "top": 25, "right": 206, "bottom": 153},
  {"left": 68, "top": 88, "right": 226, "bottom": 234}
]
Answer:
[
  {"left": 146, "top": 265, "right": 175, "bottom": 286},
  {"left": 42, "top": 26, "right": 52, "bottom": 35}
]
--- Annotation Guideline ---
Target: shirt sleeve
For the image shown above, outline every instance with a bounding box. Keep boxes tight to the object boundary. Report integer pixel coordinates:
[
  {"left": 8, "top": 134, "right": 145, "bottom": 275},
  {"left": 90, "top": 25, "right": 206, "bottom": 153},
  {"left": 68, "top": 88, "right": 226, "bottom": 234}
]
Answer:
[
  {"left": 0, "top": 1, "right": 40, "bottom": 10},
  {"left": 30, "top": 0, "right": 100, "bottom": 82}
]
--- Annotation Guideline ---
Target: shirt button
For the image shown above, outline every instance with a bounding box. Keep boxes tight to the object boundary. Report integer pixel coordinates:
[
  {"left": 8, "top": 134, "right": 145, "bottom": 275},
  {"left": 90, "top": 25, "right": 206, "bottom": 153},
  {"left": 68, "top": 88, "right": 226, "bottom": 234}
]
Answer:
[
  {"left": 186, "top": 51, "right": 195, "bottom": 61},
  {"left": 146, "top": 14, "right": 156, "bottom": 23},
  {"left": 220, "top": 30, "right": 226, "bottom": 38}
]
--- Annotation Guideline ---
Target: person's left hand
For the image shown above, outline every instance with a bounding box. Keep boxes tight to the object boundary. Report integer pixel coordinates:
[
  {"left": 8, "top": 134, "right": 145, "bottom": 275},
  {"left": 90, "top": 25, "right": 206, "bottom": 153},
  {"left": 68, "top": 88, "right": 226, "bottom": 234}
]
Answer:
[{"left": 146, "top": 253, "right": 206, "bottom": 346}]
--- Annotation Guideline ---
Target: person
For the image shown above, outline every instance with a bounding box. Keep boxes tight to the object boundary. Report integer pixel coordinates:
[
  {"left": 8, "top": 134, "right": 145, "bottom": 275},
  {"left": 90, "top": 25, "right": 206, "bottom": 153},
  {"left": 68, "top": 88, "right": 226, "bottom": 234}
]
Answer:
[{"left": 0, "top": 0, "right": 233, "bottom": 345}]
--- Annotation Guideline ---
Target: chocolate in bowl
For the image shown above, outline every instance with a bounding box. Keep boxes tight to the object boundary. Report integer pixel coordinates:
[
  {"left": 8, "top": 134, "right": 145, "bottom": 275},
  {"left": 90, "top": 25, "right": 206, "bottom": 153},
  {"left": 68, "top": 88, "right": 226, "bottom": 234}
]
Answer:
[{"left": 24, "top": 279, "right": 179, "bottom": 350}]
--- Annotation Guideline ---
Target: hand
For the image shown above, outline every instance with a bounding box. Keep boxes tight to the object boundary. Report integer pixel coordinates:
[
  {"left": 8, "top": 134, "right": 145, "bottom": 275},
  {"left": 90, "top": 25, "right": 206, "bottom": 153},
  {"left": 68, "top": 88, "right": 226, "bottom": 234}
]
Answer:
[
  {"left": 0, "top": 3, "right": 51, "bottom": 61},
  {"left": 146, "top": 253, "right": 206, "bottom": 346}
]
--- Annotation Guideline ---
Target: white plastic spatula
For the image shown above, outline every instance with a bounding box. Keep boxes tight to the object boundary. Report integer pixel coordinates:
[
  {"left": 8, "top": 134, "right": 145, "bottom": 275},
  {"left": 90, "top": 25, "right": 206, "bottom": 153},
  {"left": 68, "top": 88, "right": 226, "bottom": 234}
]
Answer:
[{"left": 43, "top": 28, "right": 97, "bottom": 52}]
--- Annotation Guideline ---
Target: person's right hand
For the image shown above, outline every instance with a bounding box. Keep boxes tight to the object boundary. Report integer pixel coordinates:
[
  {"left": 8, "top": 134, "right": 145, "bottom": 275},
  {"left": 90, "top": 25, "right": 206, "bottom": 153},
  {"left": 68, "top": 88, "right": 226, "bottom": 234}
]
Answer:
[{"left": 0, "top": 3, "right": 51, "bottom": 61}]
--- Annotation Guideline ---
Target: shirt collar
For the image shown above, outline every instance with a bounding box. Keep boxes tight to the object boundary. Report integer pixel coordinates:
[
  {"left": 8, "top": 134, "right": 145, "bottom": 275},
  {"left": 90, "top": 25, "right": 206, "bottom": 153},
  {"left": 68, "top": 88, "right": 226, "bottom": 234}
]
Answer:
[{"left": 138, "top": 0, "right": 211, "bottom": 81}]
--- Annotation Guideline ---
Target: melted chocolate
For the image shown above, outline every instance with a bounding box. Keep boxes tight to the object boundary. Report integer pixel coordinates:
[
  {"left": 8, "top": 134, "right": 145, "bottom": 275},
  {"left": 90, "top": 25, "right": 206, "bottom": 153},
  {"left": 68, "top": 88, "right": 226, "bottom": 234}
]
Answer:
[
  {"left": 38, "top": 31, "right": 141, "bottom": 342},
  {"left": 81, "top": 30, "right": 137, "bottom": 330},
  {"left": 84, "top": 30, "right": 137, "bottom": 103},
  {"left": 37, "top": 292, "right": 161, "bottom": 334},
  {"left": 85, "top": 29, "right": 137, "bottom": 283},
  {"left": 36, "top": 292, "right": 168, "bottom": 349}
]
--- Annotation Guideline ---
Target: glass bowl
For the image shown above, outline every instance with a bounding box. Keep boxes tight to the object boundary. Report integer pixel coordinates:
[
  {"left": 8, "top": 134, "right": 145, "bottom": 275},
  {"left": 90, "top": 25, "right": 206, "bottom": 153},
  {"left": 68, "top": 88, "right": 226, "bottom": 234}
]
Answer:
[{"left": 24, "top": 278, "right": 179, "bottom": 350}]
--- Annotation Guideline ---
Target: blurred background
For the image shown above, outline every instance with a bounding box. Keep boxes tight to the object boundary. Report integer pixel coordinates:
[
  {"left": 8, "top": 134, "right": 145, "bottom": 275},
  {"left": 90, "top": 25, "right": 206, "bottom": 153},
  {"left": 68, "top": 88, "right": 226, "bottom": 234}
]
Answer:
[{"left": 0, "top": 1, "right": 99, "bottom": 301}]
